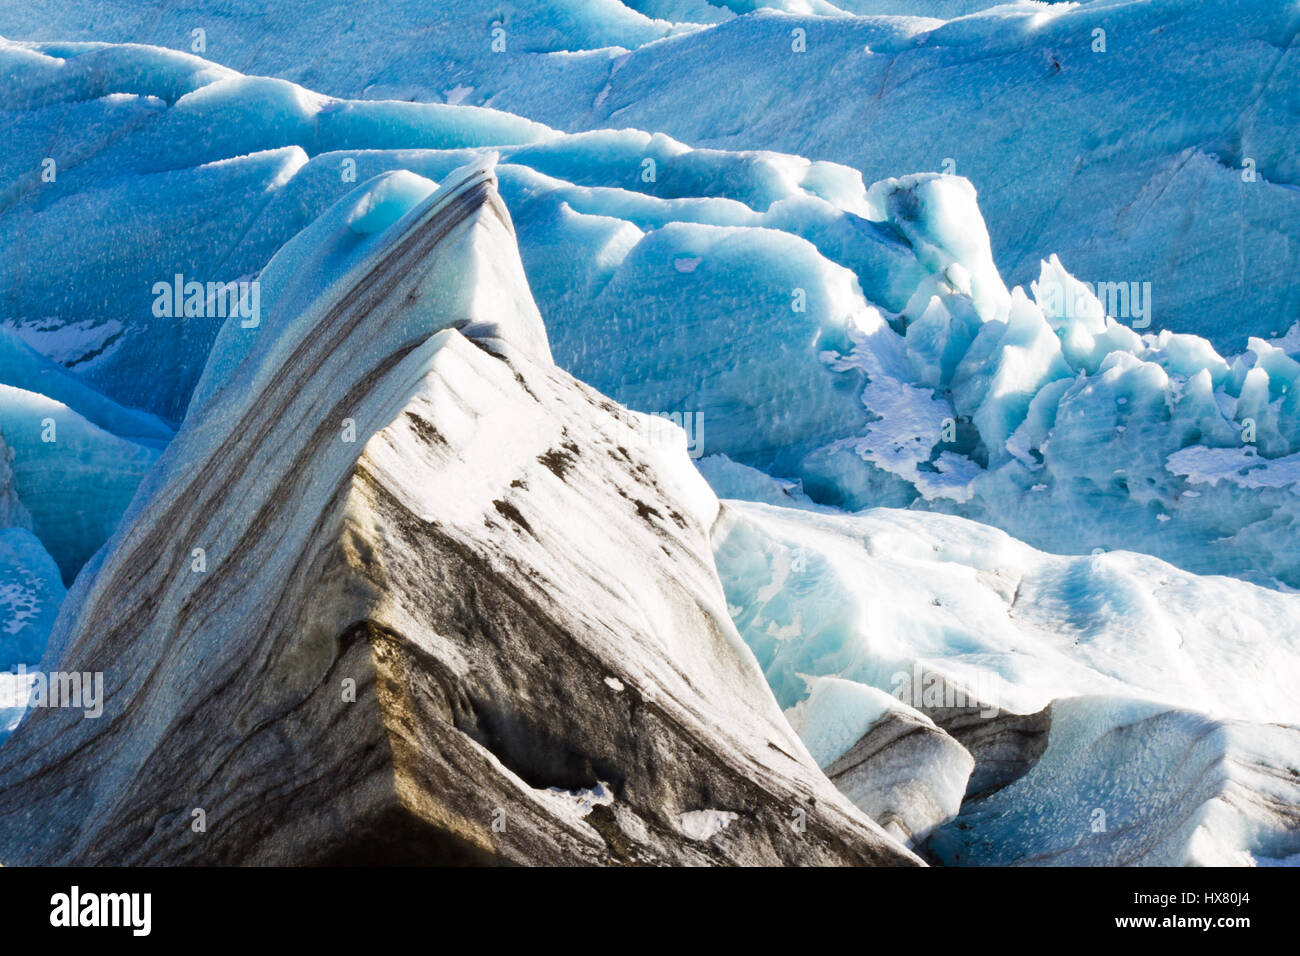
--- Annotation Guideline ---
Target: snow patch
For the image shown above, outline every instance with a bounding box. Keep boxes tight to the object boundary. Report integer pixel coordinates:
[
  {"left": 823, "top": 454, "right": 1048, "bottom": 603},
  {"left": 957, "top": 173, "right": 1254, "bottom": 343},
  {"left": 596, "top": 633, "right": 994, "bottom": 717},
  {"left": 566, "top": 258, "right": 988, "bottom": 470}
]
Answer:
[{"left": 679, "top": 809, "right": 739, "bottom": 841}]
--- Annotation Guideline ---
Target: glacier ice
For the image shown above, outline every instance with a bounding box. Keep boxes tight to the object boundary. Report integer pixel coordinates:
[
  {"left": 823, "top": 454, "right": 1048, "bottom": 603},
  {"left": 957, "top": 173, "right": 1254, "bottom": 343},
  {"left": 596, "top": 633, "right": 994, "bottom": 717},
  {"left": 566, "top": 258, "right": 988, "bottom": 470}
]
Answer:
[
  {"left": 0, "top": 528, "right": 65, "bottom": 672},
  {"left": 712, "top": 497, "right": 1300, "bottom": 864},
  {"left": 0, "top": 529, "right": 66, "bottom": 741},
  {"left": 0, "top": 163, "right": 915, "bottom": 866},
  {"left": 929, "top": 697, "right": 1300, "bottom": 867},
  {"left": 713, "top": 500, "right": 1300, "bottom": 723},
  {"left": 0, "top": 430, "right": 65, "bottom": 741},
  {"left": 9, "top": 0, "right": 1297, "bottom": 351},
  {"left": 0, "top": 523, "right": 66, "bottom": 742},
  {"left": 0, "top": 1, "right": 1296, "bottom": 869},
  {"left": 785, "top": 675, "right": 974, "bottom": 848},
  {"left": 8, "top": 36, "right": 1300, "bottom": 588},
  {"left": 0, "top": 384, "right": 159, "bottom": 582}
]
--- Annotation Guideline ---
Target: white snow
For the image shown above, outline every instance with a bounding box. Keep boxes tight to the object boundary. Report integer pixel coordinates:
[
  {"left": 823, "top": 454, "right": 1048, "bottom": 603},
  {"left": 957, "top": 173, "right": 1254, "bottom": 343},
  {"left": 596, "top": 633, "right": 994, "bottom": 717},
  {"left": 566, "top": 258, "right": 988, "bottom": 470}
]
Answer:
[
  {"left": 1166, "top": 445, "right": 1300, "bottom": 494},
  {"left": 542, "top": 782, "right": 615, "bottom": 819},
  {"left": 679, "top": 809, "right": 739, "bottom": 840},
  {"left": 714, "top": 499, "right": 1300, "bottom": 725}
]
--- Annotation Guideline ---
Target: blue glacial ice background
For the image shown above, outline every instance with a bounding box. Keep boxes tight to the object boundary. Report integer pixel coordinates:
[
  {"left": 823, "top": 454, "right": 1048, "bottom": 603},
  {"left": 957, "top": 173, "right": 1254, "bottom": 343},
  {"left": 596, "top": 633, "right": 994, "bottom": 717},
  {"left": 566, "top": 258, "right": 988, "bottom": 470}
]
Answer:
[{"left": 1, "top": 0, "right": 1299, "bottom": 864}]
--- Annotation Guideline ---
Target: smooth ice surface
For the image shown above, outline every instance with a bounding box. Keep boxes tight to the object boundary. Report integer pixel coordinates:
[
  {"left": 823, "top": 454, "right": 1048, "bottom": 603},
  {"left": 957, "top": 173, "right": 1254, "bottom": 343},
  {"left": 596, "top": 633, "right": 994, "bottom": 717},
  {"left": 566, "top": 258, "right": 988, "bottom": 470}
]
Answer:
[
  {"left": 0, "top": 327, "right": 171, "bottom": 446},
  {"left": 0, "top": 385, "right": 158, "bottom": 582},
  {"left": 713, "top": 498, "right": 1300, "bottom": 864},
  {"left": 784, "top": 675, "right": 902, "bottom": 768},
  {"left": 930, "top": 697, "right": 1300, "bottom": 867},
  {"left": 714, "top": 499, "right": 1300, "bottom": 723},
  {"left": 786, "top": 675, "right": 974, "bottom": 848}
]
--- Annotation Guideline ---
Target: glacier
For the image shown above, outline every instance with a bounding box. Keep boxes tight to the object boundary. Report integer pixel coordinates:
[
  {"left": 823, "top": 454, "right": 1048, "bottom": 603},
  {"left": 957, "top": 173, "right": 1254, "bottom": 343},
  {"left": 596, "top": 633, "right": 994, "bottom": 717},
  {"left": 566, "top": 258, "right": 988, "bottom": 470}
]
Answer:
[
  {"left": 0, "top": 163, "right": 916, "bottom": 865},
  {"left": 930, "top": 697, "right": 1300, "bottom": 866},
  {"left": 5, "top": 37, "right": 1300, "bottom": 587},
  {"left": 0, "top": 0, "right": 1295, "bottom": 868},
  {"left": 8, "top": 0, "right": 1298, "bottom": 350},
  {"left": 713, "top": 498, "right": 1300, "bottom": 864}
]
